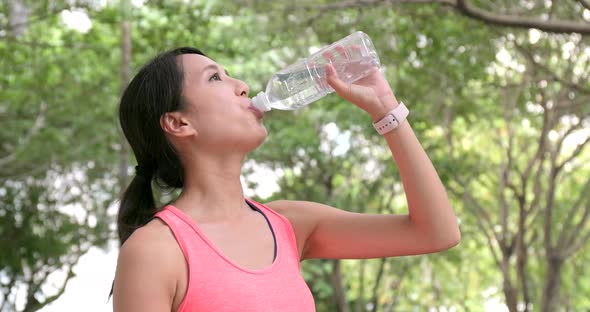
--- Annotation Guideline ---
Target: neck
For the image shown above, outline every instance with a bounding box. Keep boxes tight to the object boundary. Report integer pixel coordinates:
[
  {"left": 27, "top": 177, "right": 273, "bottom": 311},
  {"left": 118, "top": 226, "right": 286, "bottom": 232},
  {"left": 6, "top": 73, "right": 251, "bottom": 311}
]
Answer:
[{"left": 173, "top": 151, "right": 250, "bottom": 223}]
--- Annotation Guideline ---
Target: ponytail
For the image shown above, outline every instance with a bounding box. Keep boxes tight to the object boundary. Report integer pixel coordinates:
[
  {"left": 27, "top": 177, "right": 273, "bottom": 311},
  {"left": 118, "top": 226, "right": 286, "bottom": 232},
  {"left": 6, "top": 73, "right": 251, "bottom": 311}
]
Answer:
[
  {"left": 117, "top": 167, "right": 156, "bottom": 245},
  {"left": 111, "top": 47, "right": 205, "bottom": 299},
  {"left": 116, "top": 47, "right": 205, "bottom": 246}
]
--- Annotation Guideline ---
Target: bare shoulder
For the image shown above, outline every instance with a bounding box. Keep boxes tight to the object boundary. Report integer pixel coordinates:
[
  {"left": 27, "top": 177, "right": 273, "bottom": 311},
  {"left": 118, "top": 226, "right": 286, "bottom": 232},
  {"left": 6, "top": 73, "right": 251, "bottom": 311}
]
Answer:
[
  {"left": 266, "top": 199, "right": 353, "bottom": 224},
  {"left": 113, "top": 218, "right": 184, "bottom": 311},
  {"left": 117, "top": 218, "right": 181, "bottom": 265},
  {"left": 264, "top": 200, "right": 323, "bottom": 259},
  {"left": 265, "top": 199, "right": 315, "bottom": 228},
  {"left": 264, "top": 199, "right": 296, "bottom": 217}
]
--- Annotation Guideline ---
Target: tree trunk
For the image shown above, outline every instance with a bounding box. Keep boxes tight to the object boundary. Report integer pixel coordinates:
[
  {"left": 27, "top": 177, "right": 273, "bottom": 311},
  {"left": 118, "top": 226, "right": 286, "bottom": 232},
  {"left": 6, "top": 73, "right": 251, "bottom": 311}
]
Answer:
[
  {"left": 382, "top": 260, "right": 408, "bottom": 312},
  {"left": 369, "top": 258, "right": 387, "bottom": 311},
  {"left": 541, "top": 257, "right": 563, "bottom": 312},
  {"left": 330, "top": 259, "right": 350, "bottom": 312},
  {"left": 501, "top": 257, "right": 518, "bottom": 312},
  {"left": 503, "top": 279, "right": 518, "bottom": 312},
  {"left": 355, "top": 260, "right": 366, "bottom": 312},
  {"left": 8, "top": 0, "right": 28, "bottom": 37},
  {"left": 383, "top": 274, "right": 405, "bottom": 312},
  {"left": 516, "top": 239, "right": 532, "bottom": 312},
  {"left": 516, "top": 208, "right": 532, "bottom": 311}
]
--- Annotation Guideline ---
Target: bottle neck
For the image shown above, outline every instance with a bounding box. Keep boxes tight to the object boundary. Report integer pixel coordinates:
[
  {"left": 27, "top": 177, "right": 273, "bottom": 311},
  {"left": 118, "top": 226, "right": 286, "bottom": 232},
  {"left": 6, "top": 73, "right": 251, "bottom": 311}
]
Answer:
[{"left": 252, "top": 91, "right": 271, "bottom": 112}]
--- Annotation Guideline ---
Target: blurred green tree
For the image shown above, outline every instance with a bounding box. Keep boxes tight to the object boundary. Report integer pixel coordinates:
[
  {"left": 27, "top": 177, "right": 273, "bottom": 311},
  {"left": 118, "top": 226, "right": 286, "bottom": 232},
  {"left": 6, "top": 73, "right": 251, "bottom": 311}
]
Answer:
[{"left": 1, "top": 0, "right": 589, "bottom": 311}]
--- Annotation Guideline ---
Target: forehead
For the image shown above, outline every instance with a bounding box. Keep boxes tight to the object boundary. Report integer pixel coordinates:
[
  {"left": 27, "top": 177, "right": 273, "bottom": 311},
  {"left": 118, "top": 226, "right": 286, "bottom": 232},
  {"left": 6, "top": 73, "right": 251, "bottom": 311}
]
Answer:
[
  {"left": 177, "top": 53, "right": 217, "bottom": 74},
  {"left": 177, "top": 54, "right": 223, "bottom": 84}
]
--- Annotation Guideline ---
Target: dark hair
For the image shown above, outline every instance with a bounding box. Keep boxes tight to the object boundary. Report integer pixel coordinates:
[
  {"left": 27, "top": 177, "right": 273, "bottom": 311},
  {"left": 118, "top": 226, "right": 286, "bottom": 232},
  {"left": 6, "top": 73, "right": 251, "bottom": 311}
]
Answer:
[{"left": 117, "top": 47, "right": 206, "bottom": 246}]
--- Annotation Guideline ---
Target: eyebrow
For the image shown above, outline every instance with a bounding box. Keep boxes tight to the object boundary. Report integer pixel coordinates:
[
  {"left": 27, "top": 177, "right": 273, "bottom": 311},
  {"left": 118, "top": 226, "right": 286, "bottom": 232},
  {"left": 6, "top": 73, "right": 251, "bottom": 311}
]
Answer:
[{"left": 201, "top": 64, "right": 230, "bottom": 76}]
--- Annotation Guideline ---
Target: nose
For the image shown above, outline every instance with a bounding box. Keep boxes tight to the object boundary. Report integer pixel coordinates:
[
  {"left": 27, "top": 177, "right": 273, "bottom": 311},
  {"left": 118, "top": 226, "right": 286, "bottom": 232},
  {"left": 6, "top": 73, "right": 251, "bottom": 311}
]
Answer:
[{"left": 233, "top": 77, "right": 249, "bottom": 97}]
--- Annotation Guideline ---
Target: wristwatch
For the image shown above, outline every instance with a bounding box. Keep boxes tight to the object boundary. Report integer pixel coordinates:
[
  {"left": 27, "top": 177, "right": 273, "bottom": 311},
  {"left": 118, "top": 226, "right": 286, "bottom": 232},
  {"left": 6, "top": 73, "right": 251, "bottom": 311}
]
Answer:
[{"left": 372, "top": 102, "right": 409, "bottom": 135}]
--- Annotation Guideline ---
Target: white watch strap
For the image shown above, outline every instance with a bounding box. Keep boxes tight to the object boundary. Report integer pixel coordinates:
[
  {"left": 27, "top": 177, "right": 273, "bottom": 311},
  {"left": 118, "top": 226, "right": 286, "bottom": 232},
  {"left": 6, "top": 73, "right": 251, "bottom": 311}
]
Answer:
[{"left": 372, "top": 102, "right": 409, "bottom": 135}]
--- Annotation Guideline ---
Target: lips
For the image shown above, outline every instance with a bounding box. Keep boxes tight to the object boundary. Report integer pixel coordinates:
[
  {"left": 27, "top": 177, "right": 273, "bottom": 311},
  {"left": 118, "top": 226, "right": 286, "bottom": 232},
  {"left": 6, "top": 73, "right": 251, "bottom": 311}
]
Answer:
[{"left": 248, "top": 103, "right": 264, "bottom": 119}]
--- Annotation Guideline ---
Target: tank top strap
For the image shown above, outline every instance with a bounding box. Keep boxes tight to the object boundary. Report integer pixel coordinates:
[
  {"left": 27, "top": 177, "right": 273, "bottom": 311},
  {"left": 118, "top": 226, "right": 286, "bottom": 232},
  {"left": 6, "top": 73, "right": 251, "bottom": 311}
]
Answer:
[
  {"left": 245, "top": 199, "right": 302, "bottom": 269},
  {"left": 153, "top": 208, "right": 193, "bottom": 262}
]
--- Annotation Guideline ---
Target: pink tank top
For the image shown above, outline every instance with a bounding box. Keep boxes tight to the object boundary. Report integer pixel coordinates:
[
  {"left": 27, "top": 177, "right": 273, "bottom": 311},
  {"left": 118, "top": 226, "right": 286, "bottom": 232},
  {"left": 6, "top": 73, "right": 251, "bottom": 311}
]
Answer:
[{"left": 154, "top": 199, "right": 316, "bottom": 312}]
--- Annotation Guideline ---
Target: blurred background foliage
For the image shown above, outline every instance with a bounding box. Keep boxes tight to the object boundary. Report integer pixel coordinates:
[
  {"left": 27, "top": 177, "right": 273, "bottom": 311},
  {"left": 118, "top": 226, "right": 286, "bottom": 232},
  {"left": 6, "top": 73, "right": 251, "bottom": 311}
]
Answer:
[{"left": 1, "top": 0, "right": 589, "bottom": 311}]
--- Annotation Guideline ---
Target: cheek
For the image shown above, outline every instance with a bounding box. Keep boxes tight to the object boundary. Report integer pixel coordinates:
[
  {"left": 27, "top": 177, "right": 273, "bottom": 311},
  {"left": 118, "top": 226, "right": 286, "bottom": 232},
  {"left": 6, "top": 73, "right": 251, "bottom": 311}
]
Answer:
[
  {"left": 195, "top": 102, "right": 242, "bottom": 129},
  {"left": 194, "top": 107, "right": 246, "bottom": 137},
  {"left": 196, "top": 112, "right": 266, "bottom": 148},
  {"left": 185, "top": 92, "right": 256, "bottom": 140},
  {"left": 185, "top": 94, "right": 233, "bottom": 125},
  {"left": 191, "top": 90, "right": 239, "bottom": 116}
]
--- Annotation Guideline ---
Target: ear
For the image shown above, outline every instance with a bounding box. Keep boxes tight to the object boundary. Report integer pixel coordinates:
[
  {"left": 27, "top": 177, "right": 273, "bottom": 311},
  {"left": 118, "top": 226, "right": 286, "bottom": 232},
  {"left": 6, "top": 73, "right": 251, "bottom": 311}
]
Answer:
[{"left": 160, "top": 112, "right": 197, "bottom": 138}]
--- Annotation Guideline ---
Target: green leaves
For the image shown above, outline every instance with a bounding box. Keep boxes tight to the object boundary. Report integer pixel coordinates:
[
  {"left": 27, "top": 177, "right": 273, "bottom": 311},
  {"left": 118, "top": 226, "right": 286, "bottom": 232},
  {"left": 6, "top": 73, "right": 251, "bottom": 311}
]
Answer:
[{"left": 2, "top": 0, "right": 590, "bottom": 310}]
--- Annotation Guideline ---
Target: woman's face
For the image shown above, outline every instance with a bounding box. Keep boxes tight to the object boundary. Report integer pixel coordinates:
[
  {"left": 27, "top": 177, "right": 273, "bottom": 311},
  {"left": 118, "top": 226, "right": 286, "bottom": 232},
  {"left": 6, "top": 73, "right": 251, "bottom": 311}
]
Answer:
[{"left": 174, "top": 53, "right": 266, "bottom": 153}]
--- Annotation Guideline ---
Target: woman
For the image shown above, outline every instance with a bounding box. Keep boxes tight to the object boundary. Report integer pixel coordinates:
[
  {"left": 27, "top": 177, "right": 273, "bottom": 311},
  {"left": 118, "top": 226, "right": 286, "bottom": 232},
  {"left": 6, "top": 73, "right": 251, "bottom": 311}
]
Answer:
[{"left": 112, "top": 46, "right": 460, "bottom": 311}]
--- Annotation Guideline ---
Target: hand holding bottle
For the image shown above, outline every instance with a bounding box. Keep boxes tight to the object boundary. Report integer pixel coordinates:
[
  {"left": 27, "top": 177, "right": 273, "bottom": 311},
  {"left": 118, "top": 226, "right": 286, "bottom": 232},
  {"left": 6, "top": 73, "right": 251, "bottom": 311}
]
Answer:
[
  {"left": 325, "top": 57, "right": 399, "bottom": 122},
  {"left": 252, "top": 31, "right": 385, "bottom": 112}
]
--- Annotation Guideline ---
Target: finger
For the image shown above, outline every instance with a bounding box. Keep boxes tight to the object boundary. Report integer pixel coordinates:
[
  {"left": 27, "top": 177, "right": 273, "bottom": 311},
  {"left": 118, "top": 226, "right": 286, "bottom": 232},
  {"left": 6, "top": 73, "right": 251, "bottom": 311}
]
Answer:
[
  {"left": 335, "top": 45, "right": 349, "bottom": 60},
  {"left": 351, "top": 44, "right": 362, "bottom": 58},
  {"left": 325, "top": 63, "right": 339, "bottom": 80},
  {"left": 326, "top": 64, "right": 352, "bottom": 98},
  {"left": 322, "top": 51, "right": 335, "bottom": 65}
]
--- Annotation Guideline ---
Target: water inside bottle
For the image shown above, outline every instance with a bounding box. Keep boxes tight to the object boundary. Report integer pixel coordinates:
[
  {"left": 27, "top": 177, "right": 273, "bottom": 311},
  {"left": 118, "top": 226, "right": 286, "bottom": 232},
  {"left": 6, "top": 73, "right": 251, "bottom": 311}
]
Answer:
[{"left": 265, "top": 56, "right": 379, "bottom": 110}]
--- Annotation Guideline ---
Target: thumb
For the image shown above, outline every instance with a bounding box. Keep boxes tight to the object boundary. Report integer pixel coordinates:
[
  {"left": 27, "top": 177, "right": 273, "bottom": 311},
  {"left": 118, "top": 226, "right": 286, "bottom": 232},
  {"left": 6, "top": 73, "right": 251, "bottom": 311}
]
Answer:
[{"left": 325, "top": 64, "right": 351, "bottom": 98}]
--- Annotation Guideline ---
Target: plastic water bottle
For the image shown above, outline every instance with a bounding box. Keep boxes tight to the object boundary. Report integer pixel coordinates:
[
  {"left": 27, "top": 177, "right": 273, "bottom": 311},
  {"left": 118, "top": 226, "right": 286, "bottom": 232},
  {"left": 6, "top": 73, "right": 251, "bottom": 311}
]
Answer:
[{"left": 251, "top": 31, "right": 381, "bottom": 112}]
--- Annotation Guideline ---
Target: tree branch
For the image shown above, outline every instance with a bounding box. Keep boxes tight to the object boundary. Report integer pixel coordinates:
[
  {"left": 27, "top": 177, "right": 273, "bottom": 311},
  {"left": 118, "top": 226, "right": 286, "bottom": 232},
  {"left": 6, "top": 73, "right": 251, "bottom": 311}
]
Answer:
[
  {"left": 1, "top": 273, "right": 17, "bottom": 311},
  {"left": 369, "top": 257, "right": 388, "bottom": 309},
  {"left": 304, "top": 0, "right": 590, "bottom": 34},
  {"left": 578, "top": 0, "right": 590, "bottom": 11},
  {"left": 522, "top": 98, "right": 551, "bottom": 183},
  {"left": 384, "top": 260, "right": 410, "bottom": 309},
  {"left": 563, "top": 227, "right": 590, "bottom": 258},
  {"left": 548, "top": 0, "right": 557, "bottom": 20},
  {"left": 0, "top": 101, "right": 46, "bottom": 167},
  {"left": 558, "top": 177, "right": 590, "bottom": 247},
  {"left": 454, "top": 0, "right": 590, "bottom": 34},
  {"left": 526, "top": 151, "right": 547, "bottom": 216},
  {"left": 448, "top": 181, "right": 502, "bottom": 267},
  {"left": 462, "top": 189, "right": 503, "bottom": 268},
  {"left": 452, "top": 183, "right": 499, "bottom": 242},
  {"left": 543, "top": 165, "right": 560, "bottom": 254},
  {"left": 555, "top": 135, "right": 590, "bottom": 173},
  {"left": 499, "top": 85, "right": 522, "bottom": 249},
  {"left": 36, "top": 263, "right": 77, "bottom": 308},
  {"left": 510, "top": 38, "right": 590, "bottom": 95}
]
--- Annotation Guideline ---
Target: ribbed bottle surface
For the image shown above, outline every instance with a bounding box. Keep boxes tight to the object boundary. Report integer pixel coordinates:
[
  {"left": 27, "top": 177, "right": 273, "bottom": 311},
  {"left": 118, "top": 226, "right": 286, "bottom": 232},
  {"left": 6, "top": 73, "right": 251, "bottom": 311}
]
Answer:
[{"left": 252, "top": 32, "right": 380, "bottom": 112}]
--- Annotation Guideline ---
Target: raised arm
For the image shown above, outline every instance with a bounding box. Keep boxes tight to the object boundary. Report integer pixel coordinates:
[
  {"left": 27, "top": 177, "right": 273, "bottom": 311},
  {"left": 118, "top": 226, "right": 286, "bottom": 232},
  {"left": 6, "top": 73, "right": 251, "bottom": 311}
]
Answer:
[{"left": 267, "top": 64, "right": 460, "bottom": 260}]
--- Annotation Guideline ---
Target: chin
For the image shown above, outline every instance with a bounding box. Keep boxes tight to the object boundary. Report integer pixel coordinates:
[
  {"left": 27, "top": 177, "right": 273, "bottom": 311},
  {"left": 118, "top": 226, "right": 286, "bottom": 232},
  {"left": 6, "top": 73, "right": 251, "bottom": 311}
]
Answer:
[
  {"left": 233, "top": 125, "right": 267, "bottom": 152},
  {"left": 250, "top": 126, "right": 267, "bottom": 149}
]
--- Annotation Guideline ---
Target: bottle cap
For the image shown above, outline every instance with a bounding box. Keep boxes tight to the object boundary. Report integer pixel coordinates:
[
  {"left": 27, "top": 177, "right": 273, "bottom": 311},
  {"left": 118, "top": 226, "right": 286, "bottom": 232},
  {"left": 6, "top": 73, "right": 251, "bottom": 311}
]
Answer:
[{"left": 251, "top": 92, "right": 271, "bottom": 112}]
